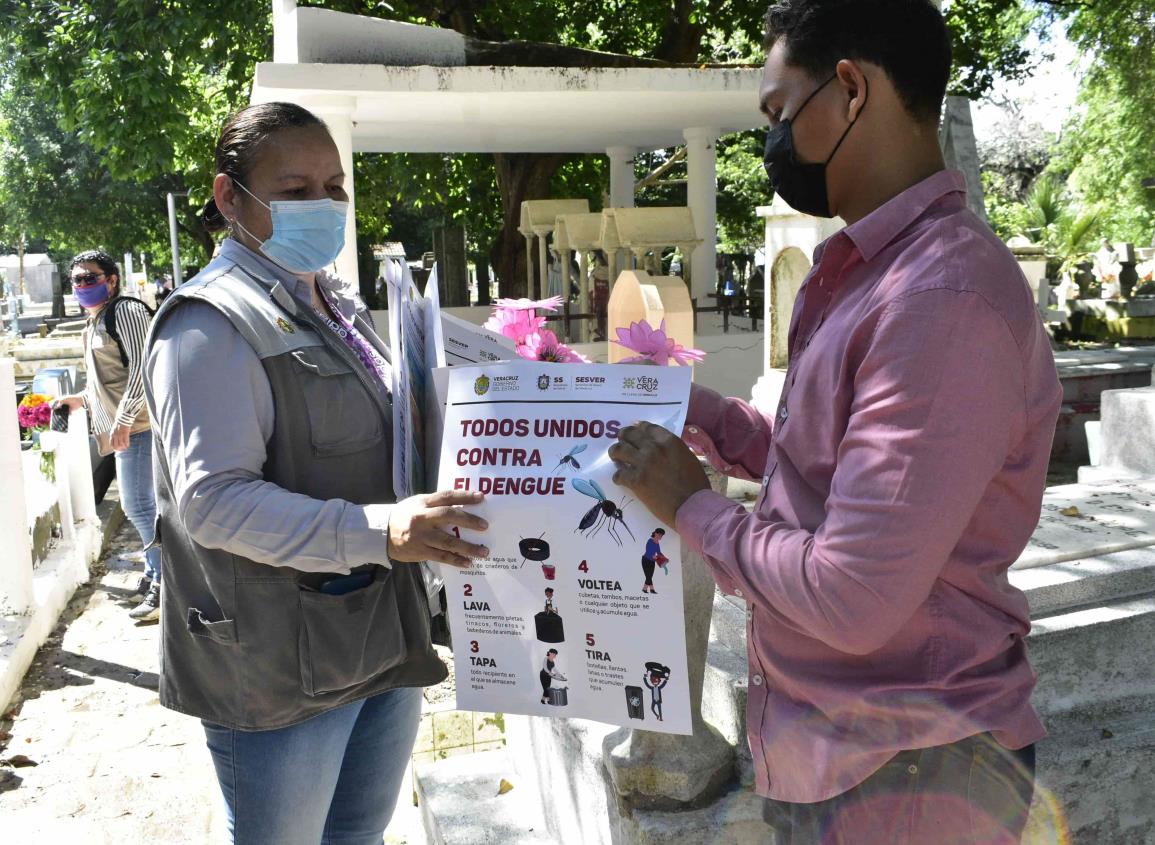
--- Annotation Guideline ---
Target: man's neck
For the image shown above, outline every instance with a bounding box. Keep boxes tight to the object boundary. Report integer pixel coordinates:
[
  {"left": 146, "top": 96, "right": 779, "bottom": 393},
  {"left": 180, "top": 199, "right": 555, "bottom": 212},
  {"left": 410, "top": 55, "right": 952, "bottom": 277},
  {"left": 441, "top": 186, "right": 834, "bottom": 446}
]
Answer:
[{"left": 837, "top": 140, "right": 946, "bottom": 226}]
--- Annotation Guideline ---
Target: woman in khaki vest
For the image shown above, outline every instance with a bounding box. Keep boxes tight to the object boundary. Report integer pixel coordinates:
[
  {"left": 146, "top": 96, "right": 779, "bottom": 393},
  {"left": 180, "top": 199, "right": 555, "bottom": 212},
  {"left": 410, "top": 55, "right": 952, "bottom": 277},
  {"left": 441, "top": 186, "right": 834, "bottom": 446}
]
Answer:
[
  {"left": 144, "top": 102, "right": 489, "bottom": 845},
  {"left": 56, "top": 250, "right": 160, "bottom": 621}
]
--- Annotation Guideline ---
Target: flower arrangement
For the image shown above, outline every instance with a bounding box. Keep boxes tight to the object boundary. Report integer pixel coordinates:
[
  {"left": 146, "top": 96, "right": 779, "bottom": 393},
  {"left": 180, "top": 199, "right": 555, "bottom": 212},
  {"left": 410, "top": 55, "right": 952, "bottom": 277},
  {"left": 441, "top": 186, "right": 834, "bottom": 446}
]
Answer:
[
  {"left": 18, "top": 393, "right": 53, "bottom": 432},
  {"left": 483, "top": 297, "right": 705, "bottom": 367},
  {"left": 17, "top": 393, "right": 56, "bottom": 481},
  {"left": 484, "top": 296, "right": 590, "bottom": 363}
]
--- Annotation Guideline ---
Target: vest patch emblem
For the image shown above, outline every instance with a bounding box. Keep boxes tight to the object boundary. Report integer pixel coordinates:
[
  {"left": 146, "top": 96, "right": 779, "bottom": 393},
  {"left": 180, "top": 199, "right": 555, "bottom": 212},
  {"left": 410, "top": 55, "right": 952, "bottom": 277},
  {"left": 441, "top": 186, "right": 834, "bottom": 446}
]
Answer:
[{"left": 276, "top": 317, "right": 296, "bottom": 334}]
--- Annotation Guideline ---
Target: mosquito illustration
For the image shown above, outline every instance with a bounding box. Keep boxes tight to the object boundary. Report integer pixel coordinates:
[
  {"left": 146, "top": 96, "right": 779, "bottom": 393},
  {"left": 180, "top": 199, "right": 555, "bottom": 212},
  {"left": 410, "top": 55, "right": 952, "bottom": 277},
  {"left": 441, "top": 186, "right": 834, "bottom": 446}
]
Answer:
[
  {"left": 553, "top": 443, "right": 588, "bottom": 473},
  {"left": 572, "top": 478, "right": 635, "bottom": 546}
]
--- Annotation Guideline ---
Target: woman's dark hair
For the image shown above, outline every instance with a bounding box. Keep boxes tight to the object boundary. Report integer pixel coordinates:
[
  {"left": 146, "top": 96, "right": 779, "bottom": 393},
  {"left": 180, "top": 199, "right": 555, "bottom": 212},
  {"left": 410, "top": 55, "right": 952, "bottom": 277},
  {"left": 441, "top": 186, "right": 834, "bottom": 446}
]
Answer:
[
  {"left": 763, "top": 0, "right": 952, "bottom": 124},
  {"left": 70, "top": 250, "right": 120, "bottom": 292},
  {"left": 200, "top": 199, "right": 228, "bottom": 235},
  {"left": 201, "top": 101, "right": 329, "bottom": 227}
]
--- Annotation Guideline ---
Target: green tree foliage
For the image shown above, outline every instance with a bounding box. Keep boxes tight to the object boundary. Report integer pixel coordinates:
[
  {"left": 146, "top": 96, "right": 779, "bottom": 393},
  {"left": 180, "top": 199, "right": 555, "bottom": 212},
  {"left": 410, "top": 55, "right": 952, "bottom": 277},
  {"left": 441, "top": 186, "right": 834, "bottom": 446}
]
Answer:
[
  {"left": 978, "top": 1, "right": 1154, "bottom": 252},
  {"left": 0, "top": 63, "right": 182, "bottom": 268},
  {"left": 0, "top": 0, "right": 1047, "bottom": 293},
  {"left": 1045, "top": 0, "right": 1155, "bottom": 245},
  {"left": 1049, "top": 67, "right": 1155, "bottom": 245},
  {"left": 943, "top": 0, "right": 1038, "bottom": 99}
]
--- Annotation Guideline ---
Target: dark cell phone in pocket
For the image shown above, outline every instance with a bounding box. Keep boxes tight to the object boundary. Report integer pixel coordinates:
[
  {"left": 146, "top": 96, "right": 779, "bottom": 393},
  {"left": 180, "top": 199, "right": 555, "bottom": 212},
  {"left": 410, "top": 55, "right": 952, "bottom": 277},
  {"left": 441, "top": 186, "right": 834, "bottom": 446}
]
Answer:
[{"left": 319, "top": 570, "right": 375, "bottom": 595}]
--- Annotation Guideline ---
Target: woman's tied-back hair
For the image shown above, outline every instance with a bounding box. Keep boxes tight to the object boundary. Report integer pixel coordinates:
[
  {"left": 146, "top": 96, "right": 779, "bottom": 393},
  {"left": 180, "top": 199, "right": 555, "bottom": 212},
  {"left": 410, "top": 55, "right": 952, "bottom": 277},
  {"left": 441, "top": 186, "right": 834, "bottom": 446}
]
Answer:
[
  {"left": 763, "top": 0, "right": 952, "bottom": 125},
  {"left": 201, "top": 102, "right": 330, "bottom": 229}
]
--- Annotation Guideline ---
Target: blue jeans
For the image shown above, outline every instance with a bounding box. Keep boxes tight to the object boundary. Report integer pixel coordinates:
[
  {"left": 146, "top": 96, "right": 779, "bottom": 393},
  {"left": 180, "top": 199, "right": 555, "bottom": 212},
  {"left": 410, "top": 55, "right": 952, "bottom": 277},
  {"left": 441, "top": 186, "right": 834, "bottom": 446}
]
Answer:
[
  {"left": 114, "top": 429, "right": 161, "bottom": 583},
  {"left": 203, "top": 687, "right": 423, "bottom": 845}
]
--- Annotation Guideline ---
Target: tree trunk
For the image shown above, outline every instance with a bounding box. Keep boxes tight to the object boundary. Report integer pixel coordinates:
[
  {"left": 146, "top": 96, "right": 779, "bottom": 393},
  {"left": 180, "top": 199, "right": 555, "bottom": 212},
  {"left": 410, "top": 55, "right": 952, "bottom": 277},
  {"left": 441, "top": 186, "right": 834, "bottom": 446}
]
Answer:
[
  {"left": 489, "top": 153, "right": 570, "bottom": 299},
  {"left": 655, "top": 0, "right": 710, "bottom": 63}
]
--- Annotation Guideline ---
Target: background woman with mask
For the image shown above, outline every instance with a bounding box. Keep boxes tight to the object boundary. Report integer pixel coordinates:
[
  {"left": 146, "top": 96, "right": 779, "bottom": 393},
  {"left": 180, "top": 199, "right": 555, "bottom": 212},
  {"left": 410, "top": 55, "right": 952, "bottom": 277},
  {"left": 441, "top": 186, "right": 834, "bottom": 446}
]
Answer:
[
  {"left": 144, "top": 102, "right": 489, "bottom": 845},
  {"left": 55, "top": 250, "right": 161, "bottom": 621}
]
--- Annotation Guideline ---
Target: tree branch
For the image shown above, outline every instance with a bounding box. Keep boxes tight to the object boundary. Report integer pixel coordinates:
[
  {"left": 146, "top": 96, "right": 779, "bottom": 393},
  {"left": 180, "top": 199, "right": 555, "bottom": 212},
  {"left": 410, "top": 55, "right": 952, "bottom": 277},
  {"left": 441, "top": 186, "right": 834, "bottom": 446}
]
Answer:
[{"left": 635, "top": 147, "right": 687, "bottom": 192}]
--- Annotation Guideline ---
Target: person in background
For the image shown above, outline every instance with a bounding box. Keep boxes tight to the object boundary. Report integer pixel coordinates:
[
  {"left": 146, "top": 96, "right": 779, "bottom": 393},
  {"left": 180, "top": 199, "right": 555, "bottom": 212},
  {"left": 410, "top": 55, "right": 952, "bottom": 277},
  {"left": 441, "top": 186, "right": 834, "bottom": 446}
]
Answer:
[
  {"left": 55, "top": 250, "right": 161, "bottom": 621},
  {"left": 145, "top": 102, "right": 487, "bottom": 845},
  {"left": 609, "top": 1, "right": 1060, "bottom": 843}
]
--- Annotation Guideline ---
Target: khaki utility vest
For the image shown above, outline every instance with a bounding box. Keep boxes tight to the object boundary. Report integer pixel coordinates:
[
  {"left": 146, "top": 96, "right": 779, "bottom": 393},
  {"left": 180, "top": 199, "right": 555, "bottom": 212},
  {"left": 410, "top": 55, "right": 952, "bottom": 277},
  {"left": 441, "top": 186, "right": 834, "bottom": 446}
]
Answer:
[{"left": 145, "top": 260, "right": 445, "bottom": 730}]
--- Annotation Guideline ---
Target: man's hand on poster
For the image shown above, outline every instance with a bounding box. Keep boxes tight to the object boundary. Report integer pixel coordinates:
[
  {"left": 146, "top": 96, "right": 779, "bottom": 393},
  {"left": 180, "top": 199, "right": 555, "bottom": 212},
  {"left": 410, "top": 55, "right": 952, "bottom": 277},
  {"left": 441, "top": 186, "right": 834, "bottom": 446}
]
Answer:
[
  {"left": 610, "top": 421, "right": 710, "bottom": 528},
  {"left": 388, "top": 490, "right": 490, "bottom": 568}
]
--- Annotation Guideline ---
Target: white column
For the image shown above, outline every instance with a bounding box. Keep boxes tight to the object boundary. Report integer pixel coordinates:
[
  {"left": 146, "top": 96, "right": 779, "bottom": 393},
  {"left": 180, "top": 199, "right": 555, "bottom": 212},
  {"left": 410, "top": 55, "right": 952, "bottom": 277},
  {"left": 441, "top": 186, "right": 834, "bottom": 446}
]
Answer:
[
  {"left": 607, "top": 146, "right": 636, "bottom": 209},
  {"left": 313, "top": 101, "right": 359, "bottom": 289},
  {"left": 525, "top": 236, "right": 537, "bottom": 299},
  {"left": 66, "top": 407, "right": 96, "bottom": 523},
  {"left": 0, "top": 358, "right": 34, "bottom": 612},
  {"left": 273, "top": 0, "right": 300, "bottom": 63},
  {"left": 684, "top": 128, "right": 719, "bottom": 303},
  {"left": 537, "top": 234, "right": 550, "bottom": 302},
  {"left": 578, "top": 251, "right": 590, "bottom": 342},
  {"left": 38, "top": 431, "right": 73, "bottom": 543}
]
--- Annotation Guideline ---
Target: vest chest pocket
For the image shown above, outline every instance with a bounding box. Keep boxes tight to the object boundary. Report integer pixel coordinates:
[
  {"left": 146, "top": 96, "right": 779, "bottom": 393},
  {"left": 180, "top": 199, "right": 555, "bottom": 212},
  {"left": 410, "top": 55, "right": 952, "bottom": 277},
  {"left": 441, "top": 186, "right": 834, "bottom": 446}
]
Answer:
[{"left": 290, "top": 347, "right": 384, "bottom": 457}]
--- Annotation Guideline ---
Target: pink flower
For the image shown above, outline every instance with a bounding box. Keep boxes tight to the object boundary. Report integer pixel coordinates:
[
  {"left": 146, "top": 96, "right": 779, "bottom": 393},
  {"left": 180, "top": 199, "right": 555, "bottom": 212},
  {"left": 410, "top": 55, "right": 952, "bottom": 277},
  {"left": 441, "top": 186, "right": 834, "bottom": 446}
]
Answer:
[
  {"left": 517, "top": 329, "right": 590, "bottom": 364},
  {"left": 613, "top": 319, "right": 705, "bottom": 367},
  {"left": 483, "top": 307, "right": 546, "bottom": 344},
  {"left": 17, "top": 393, "right": 53, "bottom": 430},
  {"left": 496, "top": 296, "right": 564, "bottom": 312}
]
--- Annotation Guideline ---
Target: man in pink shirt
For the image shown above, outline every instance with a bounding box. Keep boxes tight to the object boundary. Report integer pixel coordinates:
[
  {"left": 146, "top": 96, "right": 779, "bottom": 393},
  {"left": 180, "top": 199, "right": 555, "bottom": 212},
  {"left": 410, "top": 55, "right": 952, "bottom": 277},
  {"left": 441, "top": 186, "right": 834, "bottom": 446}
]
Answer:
[{"left": 609, "top": 1, "right": 1061, "bottom": 842}]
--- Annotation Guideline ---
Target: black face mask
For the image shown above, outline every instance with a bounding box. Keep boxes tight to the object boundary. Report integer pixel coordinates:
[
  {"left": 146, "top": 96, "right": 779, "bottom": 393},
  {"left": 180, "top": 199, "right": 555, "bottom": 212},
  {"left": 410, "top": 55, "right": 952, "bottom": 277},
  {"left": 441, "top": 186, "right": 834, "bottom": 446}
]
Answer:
[{"left": 763, "top": 73, "right": 868, "bottom": 218}]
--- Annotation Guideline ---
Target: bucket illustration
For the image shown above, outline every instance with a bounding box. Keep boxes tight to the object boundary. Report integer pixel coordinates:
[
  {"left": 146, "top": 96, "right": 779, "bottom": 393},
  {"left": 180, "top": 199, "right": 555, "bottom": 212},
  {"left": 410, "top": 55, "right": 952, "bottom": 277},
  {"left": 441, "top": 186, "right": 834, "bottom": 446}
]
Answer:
[{"left": 542, "top": 563, "right": 556, "bottom": 580}]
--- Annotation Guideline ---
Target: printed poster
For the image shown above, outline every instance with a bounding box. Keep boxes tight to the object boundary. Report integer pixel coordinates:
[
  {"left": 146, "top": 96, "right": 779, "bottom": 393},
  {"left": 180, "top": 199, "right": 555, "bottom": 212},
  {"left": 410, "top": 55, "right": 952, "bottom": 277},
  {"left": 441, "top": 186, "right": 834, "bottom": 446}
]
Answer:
[
  {"left": 385, "top": 261, "right": 428, "bottom": 498},
  {"left": 438, "top": 361, "right": 694, "bottom": 734}
]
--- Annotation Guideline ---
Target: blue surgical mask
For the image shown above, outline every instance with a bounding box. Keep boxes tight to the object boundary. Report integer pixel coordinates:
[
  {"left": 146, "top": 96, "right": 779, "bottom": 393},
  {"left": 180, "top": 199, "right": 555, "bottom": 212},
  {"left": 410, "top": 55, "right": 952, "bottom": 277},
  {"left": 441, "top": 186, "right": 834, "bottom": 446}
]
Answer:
[{"left": 233, "top": 181, "right": 348, "bottom": 274}]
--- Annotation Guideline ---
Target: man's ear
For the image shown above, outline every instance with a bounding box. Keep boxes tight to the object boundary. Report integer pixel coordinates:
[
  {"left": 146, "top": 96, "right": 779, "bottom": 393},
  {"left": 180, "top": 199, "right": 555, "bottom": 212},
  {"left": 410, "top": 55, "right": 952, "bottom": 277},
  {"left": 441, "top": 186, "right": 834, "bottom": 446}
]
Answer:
[{"left": 835, "top": 59, "right": 869, "bottom": 122}]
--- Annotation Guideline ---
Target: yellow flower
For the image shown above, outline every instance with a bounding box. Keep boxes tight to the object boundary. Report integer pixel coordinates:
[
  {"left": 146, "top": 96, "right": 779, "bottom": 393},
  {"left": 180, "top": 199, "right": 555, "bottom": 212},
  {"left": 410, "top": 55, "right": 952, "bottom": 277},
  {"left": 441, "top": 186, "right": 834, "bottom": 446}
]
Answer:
[{"left": 19, "top": 393, "right": 52, "bottom": 408}]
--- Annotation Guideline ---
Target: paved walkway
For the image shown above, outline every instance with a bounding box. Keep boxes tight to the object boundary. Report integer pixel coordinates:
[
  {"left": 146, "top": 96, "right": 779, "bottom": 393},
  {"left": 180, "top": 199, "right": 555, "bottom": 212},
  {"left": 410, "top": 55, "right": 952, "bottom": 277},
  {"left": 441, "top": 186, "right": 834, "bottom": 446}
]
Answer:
[{"left": 0, "top": 522, "right": 429, "bottom": 843}]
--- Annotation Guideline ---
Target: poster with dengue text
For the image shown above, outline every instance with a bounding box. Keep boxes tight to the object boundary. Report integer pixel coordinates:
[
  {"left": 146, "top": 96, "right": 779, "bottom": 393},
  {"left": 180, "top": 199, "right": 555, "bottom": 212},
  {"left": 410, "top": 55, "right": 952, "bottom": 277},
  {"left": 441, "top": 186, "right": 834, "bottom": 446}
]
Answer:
[{"left": 438, "top": 361, "right": 694, "bottom": 734}]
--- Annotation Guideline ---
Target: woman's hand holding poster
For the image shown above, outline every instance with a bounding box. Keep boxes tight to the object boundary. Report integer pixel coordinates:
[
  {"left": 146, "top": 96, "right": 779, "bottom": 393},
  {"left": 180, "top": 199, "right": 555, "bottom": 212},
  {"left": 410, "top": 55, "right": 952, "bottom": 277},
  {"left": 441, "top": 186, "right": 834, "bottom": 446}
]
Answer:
[{"left": 438, "top": 361, "right": 693, "bottom": 735}]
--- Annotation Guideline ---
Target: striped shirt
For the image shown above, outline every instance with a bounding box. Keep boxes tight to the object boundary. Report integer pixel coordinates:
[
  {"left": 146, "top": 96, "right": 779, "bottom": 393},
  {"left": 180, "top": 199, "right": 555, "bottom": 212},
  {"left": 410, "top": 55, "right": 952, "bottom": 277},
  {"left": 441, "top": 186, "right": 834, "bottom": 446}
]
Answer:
[{"left": 84, "top": 297, "right": 152, "bottom": 435}]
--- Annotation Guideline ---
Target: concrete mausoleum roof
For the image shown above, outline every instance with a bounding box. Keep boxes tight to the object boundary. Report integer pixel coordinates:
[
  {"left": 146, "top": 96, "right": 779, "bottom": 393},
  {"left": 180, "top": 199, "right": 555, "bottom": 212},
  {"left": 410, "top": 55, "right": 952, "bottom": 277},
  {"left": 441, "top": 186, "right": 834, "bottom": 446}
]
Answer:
[
  {"left": 251, "top": 0, "right": 765, "bottom": 293},
  {"left": 252, "top": 63, "right": 763, "bottom": 154},
  {"left": 253, "top": 1, "right": 763, "bottom": 154}
]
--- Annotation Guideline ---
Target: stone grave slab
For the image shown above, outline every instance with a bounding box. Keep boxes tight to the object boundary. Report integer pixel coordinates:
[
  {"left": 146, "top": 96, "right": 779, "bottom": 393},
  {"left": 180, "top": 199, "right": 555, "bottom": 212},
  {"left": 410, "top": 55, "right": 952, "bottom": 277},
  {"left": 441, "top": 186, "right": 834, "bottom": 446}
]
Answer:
[{"left": 1016, "top": 479, "right": 1155, "bottom": 570}]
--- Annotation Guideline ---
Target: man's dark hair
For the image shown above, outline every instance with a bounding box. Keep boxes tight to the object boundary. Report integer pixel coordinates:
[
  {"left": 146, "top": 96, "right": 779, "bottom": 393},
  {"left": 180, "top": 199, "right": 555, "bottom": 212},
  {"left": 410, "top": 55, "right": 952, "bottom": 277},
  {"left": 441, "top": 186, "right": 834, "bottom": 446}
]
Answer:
[
  {"left": 763, "top": 0, "right": 952, "bottom": 124},
  {"left": 652, "top": 528, "right": 666, "bottom": 536}
]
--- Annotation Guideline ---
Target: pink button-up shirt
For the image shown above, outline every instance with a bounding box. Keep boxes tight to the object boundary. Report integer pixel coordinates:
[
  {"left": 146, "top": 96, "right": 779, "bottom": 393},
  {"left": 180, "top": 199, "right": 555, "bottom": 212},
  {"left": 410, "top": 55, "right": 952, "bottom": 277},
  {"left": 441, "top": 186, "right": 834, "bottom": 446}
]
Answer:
[{"left": 677, "top": 170, "right": 1061, "bottom": 803}]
